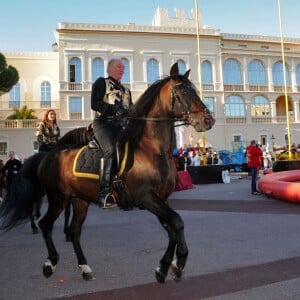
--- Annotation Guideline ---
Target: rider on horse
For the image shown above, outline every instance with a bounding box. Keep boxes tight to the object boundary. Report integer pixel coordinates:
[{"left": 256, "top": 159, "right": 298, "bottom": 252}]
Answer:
[{"left": 89, "top": 58, "right": 133, "bottom": 207}]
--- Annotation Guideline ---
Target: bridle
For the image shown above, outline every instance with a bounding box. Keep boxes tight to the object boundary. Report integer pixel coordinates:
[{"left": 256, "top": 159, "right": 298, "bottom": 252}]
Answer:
[{"left": 128, "top": 78, "right": 208, "bottom": 127}]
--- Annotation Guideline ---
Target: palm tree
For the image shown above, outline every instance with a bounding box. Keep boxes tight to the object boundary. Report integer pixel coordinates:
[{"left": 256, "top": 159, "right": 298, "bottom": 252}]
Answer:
[
  {"left": 6, "top": 105, "right": 37, "bottom": 119},
  {"left": 0, "top": 53, "right": 19, "bottom": 96}
]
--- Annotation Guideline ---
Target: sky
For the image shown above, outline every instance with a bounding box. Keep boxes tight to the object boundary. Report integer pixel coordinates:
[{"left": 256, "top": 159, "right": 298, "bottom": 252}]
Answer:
[{"left": 1, "top": 0, "right": 299, "bottom": 52}]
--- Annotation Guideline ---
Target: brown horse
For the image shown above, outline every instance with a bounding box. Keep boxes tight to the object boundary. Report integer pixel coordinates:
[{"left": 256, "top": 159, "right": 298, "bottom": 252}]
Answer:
[
  {"left": 29, "top": 124, "right": 93, "bottom": 235},
  {"left": 0, "top": 63, "right": 215, "bottom": 282}
]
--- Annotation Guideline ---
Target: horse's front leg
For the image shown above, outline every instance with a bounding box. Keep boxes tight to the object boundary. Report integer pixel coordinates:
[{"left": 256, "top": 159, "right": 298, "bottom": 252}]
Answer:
[
  {"left": 38, "top": 203, "right": 63, "bottom": 278},
  {"left": 146, "top": 200, "right": 188, "bottom": 283},
  {"left": 155, "top": 217, "right": 177, "bottom": 283},
  {"left": 170, "top": 216, "right": 188, "bottom": 281},
  {"left": 69, "top": 199, "right": 95, "bottom": 281}
]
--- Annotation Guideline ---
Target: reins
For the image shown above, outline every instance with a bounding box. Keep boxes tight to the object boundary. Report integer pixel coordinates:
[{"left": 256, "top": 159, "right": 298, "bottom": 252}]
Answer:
[{"left": 127, "top": 79, "right": 205, "bottom": 127}]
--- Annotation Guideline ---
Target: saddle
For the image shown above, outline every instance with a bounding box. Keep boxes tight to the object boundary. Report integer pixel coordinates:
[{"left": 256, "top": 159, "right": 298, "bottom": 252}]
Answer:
[{"left": 73, "top": 144, "right": 133, "bottom": 209}]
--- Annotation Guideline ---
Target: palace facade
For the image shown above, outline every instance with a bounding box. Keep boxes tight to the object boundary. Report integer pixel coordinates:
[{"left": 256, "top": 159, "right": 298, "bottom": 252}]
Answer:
[{"left": 1, "top": 7, "right": 300, "bottom": 161}]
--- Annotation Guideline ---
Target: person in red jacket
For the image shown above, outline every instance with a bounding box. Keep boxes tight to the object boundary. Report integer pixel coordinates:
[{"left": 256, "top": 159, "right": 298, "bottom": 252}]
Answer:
[{"left": 246, "top": 140, "right": 263, "bottom": 195}]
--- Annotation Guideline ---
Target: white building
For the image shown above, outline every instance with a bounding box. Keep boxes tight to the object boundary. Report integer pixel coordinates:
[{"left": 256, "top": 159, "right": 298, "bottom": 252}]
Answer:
[{"left": 1, "top": 7, "right": 300, "bottom": 161}]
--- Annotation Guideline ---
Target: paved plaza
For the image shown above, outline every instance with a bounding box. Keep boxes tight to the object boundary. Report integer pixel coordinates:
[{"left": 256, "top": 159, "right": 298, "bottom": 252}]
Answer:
[{"left": 1, "top": 173, "right": 300, "bottom": 299}]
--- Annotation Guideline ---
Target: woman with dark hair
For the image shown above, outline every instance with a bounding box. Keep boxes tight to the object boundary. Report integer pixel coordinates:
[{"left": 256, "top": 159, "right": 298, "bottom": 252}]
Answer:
[{"left": 36, "top": 109, "right": 61, "bottom": 152}]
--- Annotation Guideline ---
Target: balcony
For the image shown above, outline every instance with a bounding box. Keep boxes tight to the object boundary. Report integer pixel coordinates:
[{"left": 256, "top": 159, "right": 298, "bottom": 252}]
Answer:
[
  {"left": 225, "top": 117, "right": 247, "bottom": 123},
  {"left": 60, "top": 82, "right": 93, "bottom": 91},
  {"left": 273, "top": 85, "right": 292, "bottom": 93},
  {"left": 224, "top": 84, "right": 244, "bottom": 91},
  {"left": 251, "top": 116, "right": 272, "bottom": 123},
  {"left": 0, "top": 119, "right": 39, "bottom": 129},
  {"left": 249, "top": 85, "right": 268, "bottom": 92}
]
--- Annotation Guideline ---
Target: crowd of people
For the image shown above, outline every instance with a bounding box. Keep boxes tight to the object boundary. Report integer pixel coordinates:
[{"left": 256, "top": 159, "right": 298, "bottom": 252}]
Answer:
[{"left": 172, "top": 144, "right": 220, "bottom": 171}]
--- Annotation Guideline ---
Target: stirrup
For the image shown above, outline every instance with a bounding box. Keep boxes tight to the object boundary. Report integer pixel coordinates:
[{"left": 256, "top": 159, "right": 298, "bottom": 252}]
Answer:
[{"left": 102, "top": 193, "right": 118, "bottom": 209}]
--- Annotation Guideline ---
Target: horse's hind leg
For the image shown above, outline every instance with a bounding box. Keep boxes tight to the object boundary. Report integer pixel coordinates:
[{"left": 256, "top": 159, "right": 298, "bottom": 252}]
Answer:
[
  {"left": 68, "top": 199, "right": 95, "bottom": 281},
  {"left": 38, "top": 201, "right": 64, "bottom": 278},
  {"left": 63, "top": 202, "right": 72, "bottom": 242},
  {"left": 30, "top": 217, "right": 38, "bottom": 234}
]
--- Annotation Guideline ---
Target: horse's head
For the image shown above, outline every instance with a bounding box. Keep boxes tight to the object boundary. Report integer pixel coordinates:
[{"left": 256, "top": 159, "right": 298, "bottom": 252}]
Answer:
[{"left": 164, "top": 63, "right": 215, "bottom": 132}]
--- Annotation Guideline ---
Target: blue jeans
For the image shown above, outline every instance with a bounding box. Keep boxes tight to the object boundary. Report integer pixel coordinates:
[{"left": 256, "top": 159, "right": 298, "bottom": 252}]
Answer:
[{"left": 250, "top": 167, "right": 258, "bottom": 193}]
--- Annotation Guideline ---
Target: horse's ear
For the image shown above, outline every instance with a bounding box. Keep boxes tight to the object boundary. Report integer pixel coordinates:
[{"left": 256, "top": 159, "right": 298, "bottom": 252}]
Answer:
[
  {"left": 170, "top": 63, "right": 179, "bottom": 77},
  {"left": 184, "top": 69, "right": 191, "bottom": 78}
]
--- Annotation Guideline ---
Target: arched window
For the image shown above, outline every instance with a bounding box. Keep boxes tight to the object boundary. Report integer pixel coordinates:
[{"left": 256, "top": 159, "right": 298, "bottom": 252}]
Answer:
[
  {"left": 223, "top": 59, "right": 242, "bottom": 84},
  {"left": 202, "top": 60, "right": 213, "bottom": 84},
  {"left": 251, "top": 95, "right": 270, "bottom": 116},
  {"left": 147, "top": 59, "right": 159, "bottom": 83},
  {"left": 248, "top": 60, "right": 266, "bottom": 85},
  {"left": 69, "top": 57, "right": 82, "bottom": 82},
  {"left": 121, "top": 58, "right": 130, "bottom": 83},
  {"left": 225, "top": 95, "right": 245, "bottom": 116},
  {"left": 176, "top": 59, "right": 186, "bottom": 74},
  {"left": 272, "top": 61, "right": 291, "bottom": 85},
  {"left": 92, "top": 58, "right": 104, "bottom": 82},
  {"left": 296, "top": 63, "right": 300, "bottom": 86},
  {"left": 40, "top": 81, "right": 51, "bottom": 107},
  {"left": 9, "top": 82, "right": 20, "bottom": 108}
]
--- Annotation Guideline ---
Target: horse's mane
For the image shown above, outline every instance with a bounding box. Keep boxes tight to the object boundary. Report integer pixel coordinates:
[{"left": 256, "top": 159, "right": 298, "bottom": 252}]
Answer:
[
  {"left": 119, "top": 76, "right": 171, "bottom": 149},
  {"left": 57, "top": 126, "right": 92, "bottom": 147}
]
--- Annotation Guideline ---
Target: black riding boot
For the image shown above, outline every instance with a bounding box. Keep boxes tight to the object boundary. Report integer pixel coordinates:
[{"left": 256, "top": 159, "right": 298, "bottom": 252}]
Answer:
[{"left": 99, "top": 158, "right": 114, "bottom": 208}]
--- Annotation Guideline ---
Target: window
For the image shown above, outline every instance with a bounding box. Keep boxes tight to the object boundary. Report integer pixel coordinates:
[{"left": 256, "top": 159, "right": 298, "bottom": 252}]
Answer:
[
  {"left": 251, "top": 96, "right": 270, "bottom": 116},
  {"left": 40, "top": 81, "right": 51, "bottom": 107},
  {"left": 225, "top": 95, "right": 245, "bottom": 117},
  {"left": 204, "top": 97, "right": 215, "bottom": 113},
  {"left": 69, "top": 97, "right": 82, "bottom": 120},
  {"left": 176, "top": 59, "right": 186, "bottom": 74},
  {"left": 147, "top": 59, "right": 159, "bottom": 83},
  {"left": 69, "top": 57, "right": 82, "bottom": 82},
  {"left": 259, "top": 135, "right": 267, "bottom": 146},
  {"left": 296, "top": 63, "right": 300, "bottom": 86},
  {"left": 272, "top": 61, "right": 291, "bottom": 85},
  {"left": 9, "top": 82, "right": 20, "bottom": 108},
  {"left": 233, "top": 135, "right": 242, "bottom": 142},
  {"left": 92, "top": 58, "right": 104, "bottom": 82},
  {"left": 248, "top": 60, "right": 266, "bottom": 85},
  {"left": 202, "top": 60, "right": 213, "bottom": 84},
  {"left": 121, "top": 58, "right": 130, "bottom": 83},
  {"left": 223, "top": 59, "right": 242, "bottom": 84},
  {"left": 0, "top": 142, "right": 8, "bottom": 155}
]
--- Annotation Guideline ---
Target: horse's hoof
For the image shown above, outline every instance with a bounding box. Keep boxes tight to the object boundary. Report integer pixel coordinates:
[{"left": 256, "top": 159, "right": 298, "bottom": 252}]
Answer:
[
  {"left": 171, "top": 260, "right": 184, "bottom": 281},
  {"left": 43, "top": 260, "right": 56, "bottom": 278},
  {"left": 79, "top": 264, "right": 95, "bottom": 281},
  {"left": 82, "top": 272, "right": 96, "bottom": 281},
  {"left": 43, "top": 265, "right": 54, "bottom": 278},
  {"left": 155, "top": 267, "right": 167, "bottom": 283}
]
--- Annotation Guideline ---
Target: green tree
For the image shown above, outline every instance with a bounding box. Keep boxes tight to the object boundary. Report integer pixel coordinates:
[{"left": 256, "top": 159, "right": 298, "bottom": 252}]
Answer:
[
  {"left": 0, "top": 52, "right": 19, "bottom": 95},
  {"left": 6, "top": 105, "right": 37, "bottom": 119}
]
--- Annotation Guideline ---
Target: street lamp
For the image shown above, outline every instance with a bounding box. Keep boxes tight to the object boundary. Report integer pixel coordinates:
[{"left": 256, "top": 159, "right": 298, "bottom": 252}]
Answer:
[{"left": 270, "top": 134, "right": 275, "bottom": 149}]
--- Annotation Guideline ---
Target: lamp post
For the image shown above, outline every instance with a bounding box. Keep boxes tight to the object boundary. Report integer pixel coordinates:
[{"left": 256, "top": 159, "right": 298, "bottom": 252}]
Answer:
[
  {"left": 270, "top": 134, "right": 276, "bottom": 161},
  {"left": 270, "top": 134, "right": 275, "bottom": 148}
]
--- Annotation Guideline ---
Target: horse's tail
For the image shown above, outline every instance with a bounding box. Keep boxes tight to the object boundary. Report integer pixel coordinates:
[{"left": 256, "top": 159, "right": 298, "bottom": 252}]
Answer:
[{"left": 0, "top": 152, "right": 46, "bottom": 230}]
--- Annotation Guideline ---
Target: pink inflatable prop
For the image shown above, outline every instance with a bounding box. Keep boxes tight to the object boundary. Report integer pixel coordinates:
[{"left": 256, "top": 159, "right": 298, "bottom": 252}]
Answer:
[{"left": 258, "top": 169, "right": 300, "bottom": 203}]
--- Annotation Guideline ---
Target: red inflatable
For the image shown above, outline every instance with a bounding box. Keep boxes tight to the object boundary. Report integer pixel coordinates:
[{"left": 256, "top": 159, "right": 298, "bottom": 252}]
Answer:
[{"left": 258, "top": 169, "right": 300, "bottom": 203}]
